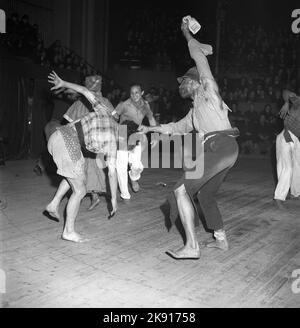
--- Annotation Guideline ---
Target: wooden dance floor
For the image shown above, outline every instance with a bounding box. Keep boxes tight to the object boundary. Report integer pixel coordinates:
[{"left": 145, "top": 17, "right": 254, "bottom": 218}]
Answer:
[{"left": 1, "top": 157, "right": 300, "bottom": 308}]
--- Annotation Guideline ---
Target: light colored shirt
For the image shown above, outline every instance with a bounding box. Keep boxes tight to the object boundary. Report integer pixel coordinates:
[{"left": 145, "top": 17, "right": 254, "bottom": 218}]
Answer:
[
  {"left": 115, "top": 98, "right": 155, "bottom": 126},
  {"left": 160, "top": 38, "right": 232, "bottom": 135},
  {"left": 64, "top": 92, "right": 114, "bottom": 122}
]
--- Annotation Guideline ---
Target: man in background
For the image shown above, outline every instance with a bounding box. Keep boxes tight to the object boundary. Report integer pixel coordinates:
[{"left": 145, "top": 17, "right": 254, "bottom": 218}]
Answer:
[
  {"left": 274, "top": 90, "right": 300, "bottom": 209},
  {"left": 113, "top": 84, "right": 157, "bottom": 200}
]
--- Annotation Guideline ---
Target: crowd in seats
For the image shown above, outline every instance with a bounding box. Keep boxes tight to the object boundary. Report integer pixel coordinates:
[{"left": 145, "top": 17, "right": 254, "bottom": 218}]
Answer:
[
  {"left": 1, "top": 13, "right": 40, "bottom": 58},
  {"left": 2, "top": 11, "right": 299, "bottom": 158},
  {"left": 216, "top": 22, "right": 299, "bottom": 156},
  {"left": 220, "top": 24, "right": 299, "bottom": 83},
  {"left": 218, "top": 76, "right": 287, "bottom": 155},
  {"left": 1, "top": 12, "right": 99, "bottom": 78},
  {"left": 116, "top": 5, "right": 188, "bottom": 71},
  {"left": 230, "top": 102, "right": 283, "bottom": 155}
]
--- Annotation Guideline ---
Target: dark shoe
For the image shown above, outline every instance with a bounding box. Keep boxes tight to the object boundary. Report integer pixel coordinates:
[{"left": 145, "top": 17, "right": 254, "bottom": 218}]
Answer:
[
  {"left": 108, "top": 210, "right": 117, "bottom": 220},
  {"left": 205, "top": 238, "right": 229, "bottom": 251},
  {"left": 0, "top": 160, "right": 5, "bottom": 166},
  {"left": 166, "top": 245, "right": 201, "bottom": 260},
  {"left": 87, "top": 197, "right": 100, "bottom": 211},
  {"left": 131, "top": 180, "right": 140, "bottom": 193},
  {"left": 274, "top": 199, "right": 287, "bottom": 210},
  {"left": 33, "top": 165, "right": 43, "bottom": 176}
]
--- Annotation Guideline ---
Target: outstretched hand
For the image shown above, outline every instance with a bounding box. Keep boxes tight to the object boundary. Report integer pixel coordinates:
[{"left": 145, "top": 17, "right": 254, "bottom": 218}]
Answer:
[
  {"left": 48, "top": 71, "right": 65, "bottom": 91},
  {"left": 138, "top": 125, "right": 149, "bottom": 134}
]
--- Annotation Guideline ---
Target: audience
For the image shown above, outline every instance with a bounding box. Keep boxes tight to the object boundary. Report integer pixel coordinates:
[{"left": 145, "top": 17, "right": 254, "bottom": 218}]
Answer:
[{"left": 1, "top": 11, "right": 299, "bottom": 157}]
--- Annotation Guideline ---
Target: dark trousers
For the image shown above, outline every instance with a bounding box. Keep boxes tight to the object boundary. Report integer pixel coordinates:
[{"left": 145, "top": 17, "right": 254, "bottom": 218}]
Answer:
[
  {"left": 169, "top": 133, "right": 239, "bottom": 231},
  {"left": 197, "top": 167, "right": 231, "bottom": 231}
]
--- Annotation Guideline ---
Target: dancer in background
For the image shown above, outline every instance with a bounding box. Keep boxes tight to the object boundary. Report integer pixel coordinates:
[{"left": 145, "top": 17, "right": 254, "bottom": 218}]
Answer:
[
  {"left": 274, "top": 90, "right": 300, "bottom": 209},
  {"left": 113, "top": 84, "right": 157, "bottom": 200}
]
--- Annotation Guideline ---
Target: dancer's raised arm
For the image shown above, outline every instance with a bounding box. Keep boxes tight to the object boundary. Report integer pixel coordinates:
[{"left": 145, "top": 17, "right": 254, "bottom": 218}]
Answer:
[{"left": 48, "top": 71, "right": 97, "bottom": 107}]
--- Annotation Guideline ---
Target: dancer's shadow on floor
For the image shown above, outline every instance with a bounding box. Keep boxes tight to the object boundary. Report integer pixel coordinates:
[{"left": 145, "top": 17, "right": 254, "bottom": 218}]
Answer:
[{"left": 270, "top": 141, "right": 278, "bottom": 187}]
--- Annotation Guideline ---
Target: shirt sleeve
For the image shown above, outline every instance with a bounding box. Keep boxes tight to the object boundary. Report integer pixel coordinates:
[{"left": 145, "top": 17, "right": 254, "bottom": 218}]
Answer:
[
  {"left": 90, "top": 94, "right": 114, "bottom": 115},
  {"left": 102, "top": 98, "right": 115, "bottom": 115},
  {"left": 63, "top": 100, "right": 88, "bottom": 122},
  {"left": 115, "top": 102, "right": 124, "bottom": 116},
  {"left": 144, "top": 101, "right": 156, "bottom": 126},
  {"left": 160, "top": 109, "right": 194, "bottom": 135}
]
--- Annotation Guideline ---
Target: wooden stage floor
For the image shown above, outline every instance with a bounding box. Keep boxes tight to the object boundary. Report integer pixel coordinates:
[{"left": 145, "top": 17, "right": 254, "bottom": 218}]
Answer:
[{"left": 0, "top": 157, "right": 300, "bottom": 308}]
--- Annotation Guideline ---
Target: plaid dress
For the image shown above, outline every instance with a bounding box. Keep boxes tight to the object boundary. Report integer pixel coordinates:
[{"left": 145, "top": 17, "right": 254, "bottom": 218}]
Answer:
[{"left": 79, "top": 98, "right": 118, "bottom": 167}]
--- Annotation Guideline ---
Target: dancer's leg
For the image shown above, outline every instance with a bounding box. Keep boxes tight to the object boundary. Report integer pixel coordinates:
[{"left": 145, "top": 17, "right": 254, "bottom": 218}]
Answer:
[{"left": 46, "top": 179, "right": 70, "bottom": 219}]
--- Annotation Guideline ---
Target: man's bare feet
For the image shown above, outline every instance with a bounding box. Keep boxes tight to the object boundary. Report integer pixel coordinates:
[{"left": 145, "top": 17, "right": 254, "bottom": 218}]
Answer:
[
  {"left": 205, "top": 238, "right": 229, "bottom": 251},
  {"left": 166, "top": 244, "right": 200, "bottom": 260},
  {"left": 61, "top": 231, "right": 89, "bottom": 243},
  {"left": 131, "top": 180, "right": 140, "bottom": 193},
  {"left": 46, "top": 204, "right": 60, "bottom": 220}
]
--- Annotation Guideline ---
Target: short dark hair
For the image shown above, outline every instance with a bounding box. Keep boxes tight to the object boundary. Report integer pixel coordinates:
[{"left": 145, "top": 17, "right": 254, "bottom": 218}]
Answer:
[{"left": 130, "top": 83, "right": 143, "bottom": 91}]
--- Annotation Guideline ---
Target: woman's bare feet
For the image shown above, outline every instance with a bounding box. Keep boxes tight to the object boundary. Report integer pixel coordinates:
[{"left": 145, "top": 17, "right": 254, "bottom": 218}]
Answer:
[
  {"left": 46, "top": 204, "right": 60, "bottom": 220},
  {"left": 108, "top": 198, "right": 118, "bottom": 219},
  {"left": 61, "top": 231, "right": 89, "bottom": 243}
]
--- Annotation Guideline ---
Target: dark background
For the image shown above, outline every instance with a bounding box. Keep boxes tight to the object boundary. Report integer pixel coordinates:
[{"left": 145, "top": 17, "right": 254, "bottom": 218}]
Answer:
[{"left": 0, "top": 0, "right": 299, "bottom": 160}]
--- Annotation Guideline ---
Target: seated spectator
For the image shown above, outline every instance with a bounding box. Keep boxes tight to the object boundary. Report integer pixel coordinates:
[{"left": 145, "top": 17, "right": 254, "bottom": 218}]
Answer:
[{"left": 257, "top": 114, "right": 273, "bottom": 155}]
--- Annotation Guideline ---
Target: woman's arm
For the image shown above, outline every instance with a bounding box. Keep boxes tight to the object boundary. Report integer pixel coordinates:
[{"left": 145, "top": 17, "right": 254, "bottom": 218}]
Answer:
[{"left": 48, "top": 71, "right": 97, "bottom": 107}]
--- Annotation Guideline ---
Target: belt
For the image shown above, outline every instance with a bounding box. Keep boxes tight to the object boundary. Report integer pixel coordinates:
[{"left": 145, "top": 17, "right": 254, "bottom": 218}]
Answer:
[{"left": 203, "top": 127, "right": 240, "bottom": 142}]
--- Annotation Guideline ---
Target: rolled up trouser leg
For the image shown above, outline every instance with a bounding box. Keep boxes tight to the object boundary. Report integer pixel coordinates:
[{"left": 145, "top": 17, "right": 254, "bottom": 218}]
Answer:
[
  {"left": 274, "top": 131, "right": 293, "bottom": 201},
  {"left": 291, "top": 133, "right": 300, "bottom": 197},
  {"left": 128, "top": 143, "right": 144, "bottom": 182}
]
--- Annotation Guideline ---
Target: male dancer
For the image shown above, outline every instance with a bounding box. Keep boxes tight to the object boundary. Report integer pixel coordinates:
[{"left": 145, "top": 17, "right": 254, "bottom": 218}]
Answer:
[
  {"left": 139, "top": 20, "right": 239, "bottom": 259},
  {"left": 113, "top": 84, "right": 157, "bottom": 200},
  {"left": 46, "top": 71, "right": 118, "bottom": 243},
  {"left": 63, "top": 75, "right": 114, "bottom": 211},
  {"left": 274, "top": 90, "right": 300, "bottom": 209}
]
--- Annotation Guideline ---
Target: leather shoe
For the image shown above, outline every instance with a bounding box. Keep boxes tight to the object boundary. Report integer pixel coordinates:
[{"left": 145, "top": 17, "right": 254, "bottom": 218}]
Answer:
[{"left": 131, "top": 180, "right": 140, "bottom": 193}]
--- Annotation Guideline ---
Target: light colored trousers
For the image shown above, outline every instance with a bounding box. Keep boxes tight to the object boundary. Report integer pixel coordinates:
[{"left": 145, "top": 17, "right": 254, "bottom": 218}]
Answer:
[
  {"left": 116, "top": 143, "right": 144, "bottom": 199},
  {"left": 274, "top": 130, "right": 300, "bottom": 201}
]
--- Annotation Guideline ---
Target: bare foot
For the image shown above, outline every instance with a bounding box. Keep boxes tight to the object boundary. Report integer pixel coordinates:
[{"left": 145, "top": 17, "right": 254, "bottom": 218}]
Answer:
[
  {"left": 166, "top": 244, "right": 200, "bottom": 260},
  {"left": 61, "top": 232, "right": 89, "bottom": 243},
  {"left": 108, "top": 198, "right": 118, "bottom": 219},
  {"left": 206, "top": 238, "right": 229, "bottom": 251},
  {"left": 46, "top": 204, "right": 60, "bottom": 220}
]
